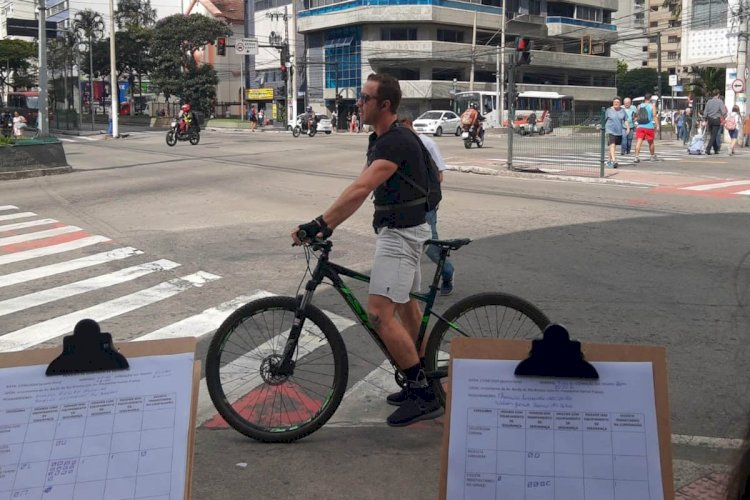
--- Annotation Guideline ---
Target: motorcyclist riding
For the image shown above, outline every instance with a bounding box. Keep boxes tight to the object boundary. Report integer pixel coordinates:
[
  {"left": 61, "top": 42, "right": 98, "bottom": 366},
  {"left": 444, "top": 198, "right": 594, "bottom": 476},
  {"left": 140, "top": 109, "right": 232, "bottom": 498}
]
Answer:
[
  {"left": 303, "top": 105, "right": 316, "bottom": 132},
  {"left": 178, "top": 104, "right": 193, "bottom": 133},
  {"left": 461, "top": 102, "right": 485, "bottom": 138}
]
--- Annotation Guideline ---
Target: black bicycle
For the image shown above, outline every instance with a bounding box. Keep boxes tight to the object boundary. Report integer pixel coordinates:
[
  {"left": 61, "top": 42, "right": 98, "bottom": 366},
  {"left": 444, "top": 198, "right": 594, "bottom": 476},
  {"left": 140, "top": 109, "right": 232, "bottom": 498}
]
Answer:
[{"left": 206, "top": 236, "right": 550, "bottom": 443}]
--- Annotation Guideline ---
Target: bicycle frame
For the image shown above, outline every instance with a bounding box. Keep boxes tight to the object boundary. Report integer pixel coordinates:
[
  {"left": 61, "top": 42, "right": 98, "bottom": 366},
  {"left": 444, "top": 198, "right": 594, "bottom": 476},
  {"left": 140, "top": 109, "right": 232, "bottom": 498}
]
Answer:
[{"left": 276, "top": 242, "right": 454, "bottom": 376}]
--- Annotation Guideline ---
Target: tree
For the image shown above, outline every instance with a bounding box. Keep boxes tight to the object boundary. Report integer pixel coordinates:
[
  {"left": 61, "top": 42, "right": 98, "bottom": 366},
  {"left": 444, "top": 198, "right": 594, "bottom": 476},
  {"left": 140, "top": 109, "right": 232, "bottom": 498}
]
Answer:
[
  {"left": 615, "top": 60, "right": 628, "bottom": 89},
  {"left": 47, "top": 32, "right": 78, "bottom": 110},
  {"left": 73, "top": 9, "right": 105, "bottom": 124},
  {"left": 617, "top": 68, "right": 671, "bottom": 99},
  {"left": 689, "top": 67, "right": 726, "bottom": 98},
  {"left": 150, "top": 14, "right": 231, "bottom": 114},
  {"left": 0, "top": 39, "right": 37, "bottom": 95},
  {"left": 115, "top": 0, "right": 157, "bottom": 113},
  {"left": 115, "top": 0, "right": 157, "bottom": 30},
  {"left": 662, "top": 0, "right": 681, "bottom": 18}
]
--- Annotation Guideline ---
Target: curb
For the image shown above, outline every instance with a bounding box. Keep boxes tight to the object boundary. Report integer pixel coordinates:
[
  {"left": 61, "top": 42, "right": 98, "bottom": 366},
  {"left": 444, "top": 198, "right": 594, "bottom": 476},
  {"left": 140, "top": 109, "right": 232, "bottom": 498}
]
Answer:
[{"left": 0, "top": 165, "right": 73, "bottom": 181}]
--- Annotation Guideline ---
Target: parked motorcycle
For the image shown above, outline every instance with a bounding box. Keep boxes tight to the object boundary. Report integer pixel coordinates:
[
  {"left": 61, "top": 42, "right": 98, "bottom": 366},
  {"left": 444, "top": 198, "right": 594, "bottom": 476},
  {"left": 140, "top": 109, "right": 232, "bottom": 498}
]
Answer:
[
  {"left": 462, "top": 123, "right": 484, "bottom": 149},
  {"left": 292, "top": 116, "right": 318, "bottom": 137},
  {"left": 166, "top": 119, "right": 200, "bottom": 146}
]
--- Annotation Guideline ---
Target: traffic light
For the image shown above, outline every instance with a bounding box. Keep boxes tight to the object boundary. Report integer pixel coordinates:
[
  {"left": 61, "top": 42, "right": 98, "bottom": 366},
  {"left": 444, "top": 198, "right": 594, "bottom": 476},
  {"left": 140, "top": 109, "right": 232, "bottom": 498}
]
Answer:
[
  {"left": 580, "top": 35, "right": 592, "bottom": 55},
  {"left": 515, "top": 37, "right": 532, "bottom": 65},
  {"left": 217, "top": 37, "right": 226, "bottom": 56}
]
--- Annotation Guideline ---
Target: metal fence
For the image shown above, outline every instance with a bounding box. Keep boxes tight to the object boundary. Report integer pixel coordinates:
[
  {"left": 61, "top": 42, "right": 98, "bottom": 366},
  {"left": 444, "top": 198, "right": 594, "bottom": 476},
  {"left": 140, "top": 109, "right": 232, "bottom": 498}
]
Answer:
[{"left": 509, "top": 110, "right": 606, "bottom": 178}]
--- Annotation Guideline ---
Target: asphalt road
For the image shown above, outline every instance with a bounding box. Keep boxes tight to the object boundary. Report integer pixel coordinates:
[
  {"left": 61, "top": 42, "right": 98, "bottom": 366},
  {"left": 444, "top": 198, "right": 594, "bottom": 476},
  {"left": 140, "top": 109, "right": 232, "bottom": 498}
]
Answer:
[{"left": 2, "top": 128, "right": 749, "bottom": 499}]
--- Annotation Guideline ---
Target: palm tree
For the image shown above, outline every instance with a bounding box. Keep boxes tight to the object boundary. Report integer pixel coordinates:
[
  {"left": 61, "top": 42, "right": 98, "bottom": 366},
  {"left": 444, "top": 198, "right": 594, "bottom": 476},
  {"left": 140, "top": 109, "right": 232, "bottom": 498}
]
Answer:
[
  {"left": 662, "top": 0, "right": 681, "bottom": 18},
  {"left": 690, "top": 67, "right": 726, "bottom": 98},
  {"left": 73, "top": 9, "right": 105, "bottom": 130}
]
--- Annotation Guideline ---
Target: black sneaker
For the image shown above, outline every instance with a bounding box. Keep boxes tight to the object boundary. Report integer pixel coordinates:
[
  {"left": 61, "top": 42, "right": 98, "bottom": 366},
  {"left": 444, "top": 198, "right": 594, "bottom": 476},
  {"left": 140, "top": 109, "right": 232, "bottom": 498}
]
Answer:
[
  {"left": 386, "top": 387, "right": 408, "bottom": 406},
  {"left": 440, "top": 271, "right": 455, "bottom": 296},
  {"left": 386, "top": 389, "right": 444, "bottom": 427}
]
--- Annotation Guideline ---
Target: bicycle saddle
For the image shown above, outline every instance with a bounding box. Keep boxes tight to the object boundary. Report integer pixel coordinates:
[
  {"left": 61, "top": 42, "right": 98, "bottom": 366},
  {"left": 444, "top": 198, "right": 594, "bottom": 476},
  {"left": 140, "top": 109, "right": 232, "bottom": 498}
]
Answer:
[{"left": 425, "top": 238, "right": 471, "bottom": 250}]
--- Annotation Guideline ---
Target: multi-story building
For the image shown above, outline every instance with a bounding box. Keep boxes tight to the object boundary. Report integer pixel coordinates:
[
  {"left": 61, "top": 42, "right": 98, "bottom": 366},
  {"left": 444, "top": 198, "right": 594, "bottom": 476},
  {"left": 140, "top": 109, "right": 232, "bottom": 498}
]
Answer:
[
  {"left": 612, "top": 0, "right": 648, "bottom": 69},
  {"left": 296, "top": 0, "right": 622, "bottom": 119},
  {"left": 0, "top": 0, "right": 37, "bottom": 39},
  {"left": 644, "top": 0, "right": 683, "bottom": 72}
]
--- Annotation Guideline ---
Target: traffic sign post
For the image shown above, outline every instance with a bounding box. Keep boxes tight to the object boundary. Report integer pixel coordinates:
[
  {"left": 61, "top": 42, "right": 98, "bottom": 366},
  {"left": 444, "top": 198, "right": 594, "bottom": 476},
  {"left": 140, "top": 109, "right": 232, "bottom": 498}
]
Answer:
[
  {"left": 731, "top": 79, "right": 745, "bottom": 94},
  {"left": 235, "top": 37, "right": 259, "bottom": 55},
  {"left": 669, "top": 74, "right": 678, "bottom": 87}
]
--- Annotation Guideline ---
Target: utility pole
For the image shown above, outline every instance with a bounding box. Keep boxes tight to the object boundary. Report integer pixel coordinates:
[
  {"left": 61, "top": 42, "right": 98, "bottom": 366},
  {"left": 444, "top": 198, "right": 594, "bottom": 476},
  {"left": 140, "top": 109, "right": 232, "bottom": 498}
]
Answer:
[
  {"left": 499, "top": 0, "right": 507, "bottom": 129},
  {"left": 737, "top": 0, "right": 749, "bottom": 120},
  {"left": 108, "top": 0, "right": 118, "bottom": 138},
  {"left": 244, "top": 0, "right": 255, "bottom": 90},
  {"left": 38, "top": 0, "right": 49, "bottom": 136},
  {"left": 656, "top": 35, "right": 662, "bottom": 140},
  {"left": 495, "top": 45, "right": 501, "bottom": 127},
  {"left": 469, "top": 12, "right": 477, "bottom": 91},
  {"left": 507, "top": 55, "right": 516, "bottom": 169},
  {"left": 289, "top": 1, "right": 298, "bottom": 124}
]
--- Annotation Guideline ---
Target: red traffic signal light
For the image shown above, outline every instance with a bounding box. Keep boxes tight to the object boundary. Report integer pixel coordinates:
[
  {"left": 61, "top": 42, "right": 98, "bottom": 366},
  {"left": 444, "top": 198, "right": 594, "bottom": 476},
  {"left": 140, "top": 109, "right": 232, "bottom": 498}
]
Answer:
[
  {"left": 217, "top": 37, "right": 226, "bottom": 56},
  {"left": 516, "top": 37, "right": 530, "bottom": 52}
]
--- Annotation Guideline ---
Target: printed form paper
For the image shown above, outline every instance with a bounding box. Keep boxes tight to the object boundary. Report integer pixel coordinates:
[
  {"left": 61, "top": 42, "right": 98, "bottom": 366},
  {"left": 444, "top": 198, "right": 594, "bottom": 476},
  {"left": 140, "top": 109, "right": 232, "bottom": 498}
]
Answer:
[
  {"left": 0, "top": 352, "right": 194, "bottom": 500},
  {"left": 446, "top": 360, "right": 663, "bottom": 500}
]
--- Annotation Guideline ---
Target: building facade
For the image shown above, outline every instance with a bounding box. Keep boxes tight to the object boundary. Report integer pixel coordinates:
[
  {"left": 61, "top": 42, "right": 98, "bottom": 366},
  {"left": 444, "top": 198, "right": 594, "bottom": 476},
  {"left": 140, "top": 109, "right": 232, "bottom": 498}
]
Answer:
[
  {"left": 296, "top": 0, "right": 622, "bottom": 119},
  {"left": 612, "top": 0, "right": 648, "bottom": 69}
]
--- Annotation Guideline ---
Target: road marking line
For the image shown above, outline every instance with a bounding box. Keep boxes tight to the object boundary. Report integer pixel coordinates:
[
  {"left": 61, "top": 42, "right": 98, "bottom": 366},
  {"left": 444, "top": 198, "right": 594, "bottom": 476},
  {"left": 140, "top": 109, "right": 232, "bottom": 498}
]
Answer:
[
  {"left": 0, "top": 247, "right": 143, "bottom": 288},
  {"left": 0, "top": 226, "right": 81, "bottom": 247},
  {"left": 734, "top": 189, "right": 750, "bottom": 196},
  {"left": 135, "top": 291, "right": 274, "bottom": 341},
  {"left": 328, "top": 360, "right": 395, "bottom": 426},
  {"left": 0, "top": 219, "right": 59, "bottom": 233},
  {"left": 0, "top": 235, "right": 111, "bottom": 266},
  {"left": 0, "top": 206, "right": 19, "bottom": 212},
  {"left": 0, "top": 259, "right": 181, "bottom": 318},
  {"left": 671, "top": 434, "right": 745, "bottom": 449},
  {"left": 0, "top": 212, "right": 36, "bottom": 222},
  {"left": 0, "top": 271, "right": 221, "bottom": 352},
  {"left": 682, "top": 180, "right": 750, "bottom": 191}
]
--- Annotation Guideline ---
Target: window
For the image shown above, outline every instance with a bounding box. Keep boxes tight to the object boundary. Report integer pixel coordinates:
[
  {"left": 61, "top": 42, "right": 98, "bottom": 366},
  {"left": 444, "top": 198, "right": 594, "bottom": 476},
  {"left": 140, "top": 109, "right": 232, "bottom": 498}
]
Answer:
[
  {"left": 668, "top": 35, "right": 680, "bottom": 43},
  {"left": 669, "top": 19, "right": 682, "bottom": 27},
  {"left": 648, "top": 52, "right": 657, "bottom": 59},
  {"left": 547, "top": 2, "right": 575, "bottom": 17},
  {"left": 437, "top": 29, "right": 464, "bottom": 43},
  {"left": 325, "top": 26, "right": 361, "bottom": 91},
  {"left": 381, "top": 27, "right": 417, "bottom": 41},
  {"left": 528, "top": 0, "right": 541, "bottom": 15},
  {"left": 649, "top": 5, "right": 658, "bottom": 10},
  {"left": 576, "top": 5, "right": 603, "bottom": 22},
  {"left": 667, "top": 51, "right": 678, "bottom": 60},
  {"left": 649, "top": 21, "right": 658, "bottom": 27},
  {"left": 642, "top": 61, "right": 649, "bottom": 66},
  {"left": 692, "top": 0, "right": 727, "bottom": 29},
  {"left": 642, "top": 45, "right": 648, "bottom": 52},
  {"left": 432, "top": 68, "right": 462, "bottom": 81},
  {"left": 379, "top": 67, "right": 419, "bottom": 80}
]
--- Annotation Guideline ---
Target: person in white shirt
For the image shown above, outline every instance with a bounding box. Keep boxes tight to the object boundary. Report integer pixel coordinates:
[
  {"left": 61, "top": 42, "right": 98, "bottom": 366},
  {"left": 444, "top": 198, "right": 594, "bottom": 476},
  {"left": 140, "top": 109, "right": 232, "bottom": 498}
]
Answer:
[{"left": 726, "top": 105, "right": 742, "bottom": 156}]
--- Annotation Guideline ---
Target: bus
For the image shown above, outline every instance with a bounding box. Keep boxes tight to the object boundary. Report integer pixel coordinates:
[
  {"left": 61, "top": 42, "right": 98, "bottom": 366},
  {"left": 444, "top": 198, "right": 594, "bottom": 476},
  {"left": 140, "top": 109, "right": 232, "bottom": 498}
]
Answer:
[
  {"left": 454, "top": 90, "right": 574, "bottom": 127},
  {"left": 2, "top": 91, "right": 40, "bottom": 124}
]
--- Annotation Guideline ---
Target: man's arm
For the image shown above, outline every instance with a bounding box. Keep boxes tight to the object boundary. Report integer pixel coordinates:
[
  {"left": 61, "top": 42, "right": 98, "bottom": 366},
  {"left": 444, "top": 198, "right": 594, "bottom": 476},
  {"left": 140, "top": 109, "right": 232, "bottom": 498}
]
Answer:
[{"left": 321, "top": 159, "right": 398, "bottom": 229}]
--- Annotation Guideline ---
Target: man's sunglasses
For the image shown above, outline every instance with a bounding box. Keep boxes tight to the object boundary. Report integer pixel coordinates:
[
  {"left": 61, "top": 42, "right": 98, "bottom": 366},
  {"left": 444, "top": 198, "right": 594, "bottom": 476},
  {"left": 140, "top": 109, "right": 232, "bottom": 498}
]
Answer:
[{"left": 358, "top": 93, "right": 376, "bottom": 103}]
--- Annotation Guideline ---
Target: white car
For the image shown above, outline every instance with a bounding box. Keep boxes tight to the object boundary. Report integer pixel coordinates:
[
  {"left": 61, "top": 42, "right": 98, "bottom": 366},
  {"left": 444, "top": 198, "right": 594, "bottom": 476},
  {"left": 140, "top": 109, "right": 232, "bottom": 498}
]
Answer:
[
  {"left": 412, "top": 110, "right": 462, "bottom": 137},
  {"left": 289, "top": 113, "right": 333, "bottom": 134}
]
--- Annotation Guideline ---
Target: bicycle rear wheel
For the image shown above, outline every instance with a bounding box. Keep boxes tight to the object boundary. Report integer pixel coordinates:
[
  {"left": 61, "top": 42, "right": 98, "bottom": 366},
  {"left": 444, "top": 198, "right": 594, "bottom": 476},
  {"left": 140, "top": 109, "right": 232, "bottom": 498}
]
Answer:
[
  {"left": 424, "top": 292, "right": 550, "bottom": 406},
  {"left": 206, "top": 296, "right": 349, "bottom": 442}
]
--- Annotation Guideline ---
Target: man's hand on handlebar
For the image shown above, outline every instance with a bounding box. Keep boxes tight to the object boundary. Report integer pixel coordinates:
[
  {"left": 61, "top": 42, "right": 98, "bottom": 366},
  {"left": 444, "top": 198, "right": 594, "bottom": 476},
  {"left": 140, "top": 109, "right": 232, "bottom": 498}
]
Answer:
[{"left": 291, "top": 216, "right": 333, "bottom": 246}]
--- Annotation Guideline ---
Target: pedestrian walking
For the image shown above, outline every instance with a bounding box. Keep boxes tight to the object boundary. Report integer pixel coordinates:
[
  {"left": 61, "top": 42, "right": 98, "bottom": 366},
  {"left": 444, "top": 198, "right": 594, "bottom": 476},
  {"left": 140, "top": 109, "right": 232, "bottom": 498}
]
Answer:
[
  {"left": 248, "top": 106, "right": 257, "bottom": 132},
  {"left": 676, "top": 111, "right": 685, "bottom": 142},
  {"left": 726, "top": 105, "right": 741, "bottom": 156},
  {"left": 350, "top": 111, "right": 358, "bottom": 133},
  {"left": 331, "top": 109, "right": 338, "bottom": 132},
  {"left": 633, "top": 93, "right": 659, "bottom": 163},
  {"left": 12, "top": 111, "right": 26, "bottom": 138},
  {"left": 257, "top": 109, "right": 264, "bottom": 128},
  {"left": 702, "top": 90, "right": 727, "bottom": 155},
  {"left": 683, "top": 107, "right": 693, "bottom": 145},
  {"left": 398, "top": 110, "right": 455, "bottom": 295},
  {"left": 291, "top": 73, "right": 441, "bottom": 427},
  {"left": 620, "top": 97, "right": 636, "bottom": 155},
  {"left": 604, "top": 97, "right": 629, "bottom": 169}
]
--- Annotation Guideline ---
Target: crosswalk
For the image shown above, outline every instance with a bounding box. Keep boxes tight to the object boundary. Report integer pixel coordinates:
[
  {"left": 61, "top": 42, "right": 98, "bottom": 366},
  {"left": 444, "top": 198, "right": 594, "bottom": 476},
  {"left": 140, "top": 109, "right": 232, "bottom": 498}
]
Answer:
[
  {"left": 510, "top": 148, "right": 687, "bottom": 170},
  {"left": 0, "top": 205, "right": 398, "bottom": 429},
  {"left": 653, "top": 179, "right": 750, "bottom": 198}
]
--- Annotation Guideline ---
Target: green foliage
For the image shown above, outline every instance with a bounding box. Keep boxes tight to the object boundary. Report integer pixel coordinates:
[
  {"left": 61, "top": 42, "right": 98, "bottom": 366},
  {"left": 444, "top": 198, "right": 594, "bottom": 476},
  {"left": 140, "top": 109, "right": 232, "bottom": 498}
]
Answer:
[
  {"left": 116, "top": 0, "right": 157, "bottom": 30},
  {"left": 0, "top": 136, "right": 15, "bottom": 146},
  {"left": 662, "top": 0, "right": 681, "bottom": 18},
  {"left": 688, "top": 67, "right": 725, "bottom": 97},
  {"left": 0, "top": 39, "right": 37, "bottom": 90},
  {"left": 616, "top": 68, "right": 671, "bottom": 99},
  {"left": 150, "top": 14, "right": 231, "bottom": 114}
]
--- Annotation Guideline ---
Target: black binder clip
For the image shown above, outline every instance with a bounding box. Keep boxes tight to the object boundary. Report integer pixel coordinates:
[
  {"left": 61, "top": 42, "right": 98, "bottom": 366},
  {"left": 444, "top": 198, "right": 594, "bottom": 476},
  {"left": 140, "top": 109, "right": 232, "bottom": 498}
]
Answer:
[
  {"left": 46, "top": 319, "right": 129, "bottom": 376},
  {"left": 514, "top": 323, "right": 599, "bottom": 379}
]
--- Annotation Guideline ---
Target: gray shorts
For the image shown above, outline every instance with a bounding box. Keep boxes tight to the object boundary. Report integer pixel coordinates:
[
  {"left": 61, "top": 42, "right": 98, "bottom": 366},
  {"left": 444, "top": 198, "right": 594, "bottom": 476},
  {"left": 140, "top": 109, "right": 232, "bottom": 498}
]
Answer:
[{"left": 369, "top": 224, "right": 431, "bottom": 303}]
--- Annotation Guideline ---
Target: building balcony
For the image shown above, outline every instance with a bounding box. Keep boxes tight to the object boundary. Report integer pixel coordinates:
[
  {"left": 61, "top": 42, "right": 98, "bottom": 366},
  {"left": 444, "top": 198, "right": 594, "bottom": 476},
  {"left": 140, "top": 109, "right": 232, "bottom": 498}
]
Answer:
[{"left": 545, "top": 17, "right": 618, "bottom": 40}]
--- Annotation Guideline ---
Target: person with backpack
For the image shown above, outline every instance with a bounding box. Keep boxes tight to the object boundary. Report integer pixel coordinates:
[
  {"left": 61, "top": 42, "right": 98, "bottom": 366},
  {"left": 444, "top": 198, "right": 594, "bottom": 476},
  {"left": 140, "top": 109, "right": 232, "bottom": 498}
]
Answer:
[
  {"left": 726, "top": 105, "right": 741, "bottom": 156},
  {"left": 702, "top": 90, "right": 727, "bottom": 155},
  {"left": 291, "top": 73, "right": 443, "bottom": 428},
  {"left": 633, "top": 93, "right": 659, "bottom": 163},
  {"left": 398, "top": 111, "right": 455, "bottom": 296}
]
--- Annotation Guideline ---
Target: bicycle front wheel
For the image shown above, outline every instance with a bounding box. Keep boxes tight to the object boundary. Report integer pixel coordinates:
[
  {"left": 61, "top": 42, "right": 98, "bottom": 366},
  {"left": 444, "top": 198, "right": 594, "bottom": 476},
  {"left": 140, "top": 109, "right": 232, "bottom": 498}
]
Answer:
[
  {"left": 424, "top": 292, "right": 550, "bottom": 406},
  {"left": 206, "top": 296, "right": 349, "bottom": 443}
]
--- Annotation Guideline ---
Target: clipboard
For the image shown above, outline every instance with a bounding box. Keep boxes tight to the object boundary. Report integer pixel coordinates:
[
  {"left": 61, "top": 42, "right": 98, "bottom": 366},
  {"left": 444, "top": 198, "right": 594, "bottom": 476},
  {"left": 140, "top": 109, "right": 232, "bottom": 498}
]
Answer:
[
  {"left": 0, "top": 319, "right": 200, "bottom": 500},
  {"left": 439, "top": 326, "right": 674, "bottom": 500}
]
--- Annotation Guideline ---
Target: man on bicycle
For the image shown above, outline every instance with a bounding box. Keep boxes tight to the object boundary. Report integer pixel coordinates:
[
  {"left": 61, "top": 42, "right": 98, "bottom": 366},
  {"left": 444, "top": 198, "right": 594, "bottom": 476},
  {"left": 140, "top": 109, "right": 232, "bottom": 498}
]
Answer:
[{"left": 291, "top": 73, "right": 441, "bottom": 427}]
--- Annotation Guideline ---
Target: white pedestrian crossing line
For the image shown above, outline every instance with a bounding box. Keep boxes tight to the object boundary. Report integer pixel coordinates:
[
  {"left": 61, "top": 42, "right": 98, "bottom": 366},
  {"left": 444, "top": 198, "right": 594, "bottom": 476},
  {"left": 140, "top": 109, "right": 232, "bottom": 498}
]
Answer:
[
  {"left": 329, "top": 360, "right": 395, "bottom": 426},
  {"left": 735, "top": 189, "right": 750, "bottom": 196},
  {"left": 0, "top": 235, "right": 112, "bottom": 266},
  {"left": 136, "top": 291, "right": 274, "bottom": 341},
  {"left": 682, "top": 180, "right": 750, "bottom": 191},
  {"left": 0, "top": 225, "right": 82, "bottom": 247},
  {"left": 0, "top": 218, "right": 59, "bottom": 233},
  {"left": 0, "top": 259, "right": 181, "bottom": 318},
  {"left": 0, "top": 206, "right": 19, "bottom": 212},
  {"left": 0, "top": 271, "right": 221, "bottom": 352},
  {"left": 0, "top": 247, "right": 143, "bottom": 289},
  {"left": 0, "top": 211, "right": 37, "bottom": 222}
]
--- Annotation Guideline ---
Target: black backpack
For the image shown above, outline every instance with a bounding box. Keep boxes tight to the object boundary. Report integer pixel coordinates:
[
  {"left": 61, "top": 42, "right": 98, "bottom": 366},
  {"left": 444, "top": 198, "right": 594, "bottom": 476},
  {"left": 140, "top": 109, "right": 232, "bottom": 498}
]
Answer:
[
  {"left": 394, "top": 126, "right": 443, "bottom": 212},
  {"left": 637, "top": 105, "right": 650, "bottom": 124}
]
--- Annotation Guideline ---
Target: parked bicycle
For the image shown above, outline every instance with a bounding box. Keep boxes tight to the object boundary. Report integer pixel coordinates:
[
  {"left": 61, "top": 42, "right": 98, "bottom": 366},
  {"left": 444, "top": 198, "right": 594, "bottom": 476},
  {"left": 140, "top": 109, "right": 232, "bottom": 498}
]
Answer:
[{"left": 206, "top": 235, "right": 550, "bottom": 443}]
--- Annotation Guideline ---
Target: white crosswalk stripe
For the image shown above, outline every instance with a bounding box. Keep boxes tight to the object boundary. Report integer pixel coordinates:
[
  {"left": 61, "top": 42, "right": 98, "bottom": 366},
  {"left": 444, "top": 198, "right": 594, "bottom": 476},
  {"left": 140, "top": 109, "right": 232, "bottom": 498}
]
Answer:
[
  {"left": 0, "top": 225, "right": 82, "bottom": 246},
  {"left": 0, "top": 235, "right": 112, "bottom": 266}
]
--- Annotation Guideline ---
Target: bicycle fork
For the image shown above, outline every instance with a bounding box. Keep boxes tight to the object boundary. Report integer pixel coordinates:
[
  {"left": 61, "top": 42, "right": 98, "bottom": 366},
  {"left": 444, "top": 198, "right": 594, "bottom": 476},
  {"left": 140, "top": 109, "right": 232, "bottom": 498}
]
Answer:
[{"left": 274, "top": 276, "right": 321, "bottom": 377}]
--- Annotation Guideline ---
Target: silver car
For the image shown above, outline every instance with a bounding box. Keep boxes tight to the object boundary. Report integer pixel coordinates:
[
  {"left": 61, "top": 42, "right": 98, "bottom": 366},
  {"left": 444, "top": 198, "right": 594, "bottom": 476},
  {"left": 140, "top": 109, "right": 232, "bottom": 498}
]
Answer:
[
  {"left": 290, "top": 113, "right": 333, "bottom": 134},
  {"left": 412, "top": 110, "right": 462, "bottom": 137}
]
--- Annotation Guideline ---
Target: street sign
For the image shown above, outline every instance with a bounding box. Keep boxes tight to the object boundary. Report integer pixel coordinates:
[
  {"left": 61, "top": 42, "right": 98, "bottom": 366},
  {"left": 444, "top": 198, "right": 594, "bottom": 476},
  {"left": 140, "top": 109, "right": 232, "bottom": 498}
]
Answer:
[
  {"left": 235, "top": 38, "right": 258, "bottom": 55},
  {"left": 246, "top": 88, "right": 273, "bottom": 100},
  {"left": 673, "top": 85, "right": 683, "bottom": 92},
  {"left": 6, "top": 18, "right": 57, "bottom": 38},
  {"left": 732, "top": 79, "right": 745, "bottom": 93},
  {"left": 669, "top": 74, "right": 678, "bottom": 86}
]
